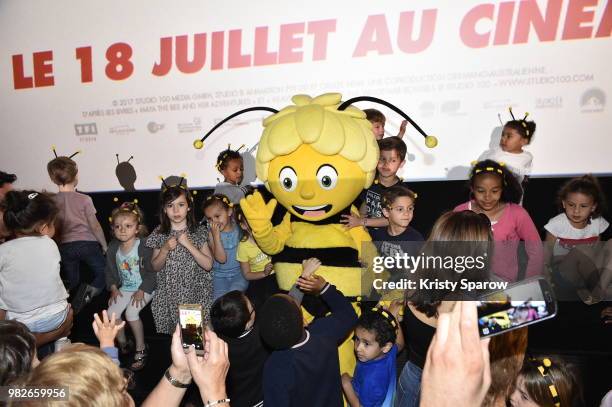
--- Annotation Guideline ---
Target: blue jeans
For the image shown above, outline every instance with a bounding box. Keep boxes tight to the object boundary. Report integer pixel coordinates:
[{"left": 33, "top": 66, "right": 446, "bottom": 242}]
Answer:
[
  {"left": 213, "top": 273, "right": 249, "bottom": 301},
  {"left": 395, "top": 361, "right": 422, "bottom": 407},
  {"left": 59, "top": 241, "right": 106, "bottom": 291},
  {"left": 25, "top": 306, "right": 69, "bottom": 333}
]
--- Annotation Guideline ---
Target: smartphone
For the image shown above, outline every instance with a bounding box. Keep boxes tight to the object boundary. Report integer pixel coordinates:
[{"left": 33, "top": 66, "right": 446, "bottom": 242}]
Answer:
[
  {"left": 178, "top": 304, "right": 205, "bottom": 355},
  {"left": 477, "top": 278, "right": 557, "bottom": 338}
]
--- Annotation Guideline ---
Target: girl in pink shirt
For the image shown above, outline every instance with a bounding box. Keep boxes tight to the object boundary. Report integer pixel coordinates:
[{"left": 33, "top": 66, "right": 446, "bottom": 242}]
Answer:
[{"left": 454, "top": 160, "right": 543, "bottom": 282}]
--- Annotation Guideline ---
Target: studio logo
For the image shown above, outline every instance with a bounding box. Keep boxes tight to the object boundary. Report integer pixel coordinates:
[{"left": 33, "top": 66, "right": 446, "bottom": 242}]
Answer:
[
  {"left": 580, "top": 88, "right": 605, "bottom": 113},
  {"left": 441, "top": 100, "right": 466, "bottom": 116},
  {"left": 535, "top": 96, "right": 563, "bottom": 109},
  {"left": 483, "top": 99, "right": 513, "bottom": 110},
  {"left": 74, "top": 123, "right": 98, "bottom": 136},
  {"left": 109, "top": 124, "right": 136, "bottom": 136},
  {"left": 147, "top": 121, "right": 165, "bottom": 134},
  {"left": 177, "top": 117, "right": 202, "bottom": 134}
]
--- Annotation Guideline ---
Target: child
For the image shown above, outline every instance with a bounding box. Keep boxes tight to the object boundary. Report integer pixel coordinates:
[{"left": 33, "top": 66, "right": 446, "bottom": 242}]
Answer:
[
  {"left": 342, "top": 303, "right": 405, "bottom": 407},
  {"left": 259, "top": 275, "right": 358, "bottom": 407},
  {"left": 210, "top": 258, "right": 321, "bottom": 407},
  {"left": 146, "top": 183, "right": 214, "bottom": 335},
  {"left": 454, "top": 160, "right": 542, "bottom": 282},
  {"left": 0, "top": 190, "right": 71, "bottom": 351},
  {"left": 203, "top": 194, "right": 249, "bottom": 301},
  {"left": 105, "top": 201, "right": 156, "bottom": 370},
  {"left": 545, "top": 175, "right": 609, "bottom": 258},
  {"left": 210, "top": 291, "right": 268, "bottom": 407},
  {"left": 234, "top": 205, "right": 279, "bottom": 310},
  {"left": 47, "top": 156, "right": 107, "bottom": 308},
  {"left": 544, "top": 175, "right": 610, "bottom": 302},
  {"left": 370, "top": 185, "right": 424, "bottom": 278},
  {"left": 364, "top": 108, "right": 407, "bottom": 140},
  {"left": 342, "top": 137, "right": 411, "bottom": 230},
  {"left": 509, "top": 357, "right": 583, "bottom": 407},
  {"left": 213, "top": 146, "right": 252, "bottom": 204},
  {"left": 479, "top": 112, "right": 536, "bottom": 185}
]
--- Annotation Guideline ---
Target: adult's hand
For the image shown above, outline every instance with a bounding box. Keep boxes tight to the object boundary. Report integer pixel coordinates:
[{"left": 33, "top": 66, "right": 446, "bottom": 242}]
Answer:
[
  {"left": 420, "top": 301, "right": 491, "bottom": 407},
  {"left": 186, "top": 329, "right": 229, "bottom": 403}
]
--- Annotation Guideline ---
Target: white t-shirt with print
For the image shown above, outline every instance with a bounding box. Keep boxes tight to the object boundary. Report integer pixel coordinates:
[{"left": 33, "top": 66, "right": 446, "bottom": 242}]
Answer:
[{"left": 544, "top": 213, "right": 609, "bottom": 256}]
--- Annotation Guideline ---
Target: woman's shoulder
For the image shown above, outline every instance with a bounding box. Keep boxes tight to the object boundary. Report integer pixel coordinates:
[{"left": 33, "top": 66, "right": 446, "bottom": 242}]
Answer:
[{"left": 453, "top": 201, "right": 471, "bottom": 212}]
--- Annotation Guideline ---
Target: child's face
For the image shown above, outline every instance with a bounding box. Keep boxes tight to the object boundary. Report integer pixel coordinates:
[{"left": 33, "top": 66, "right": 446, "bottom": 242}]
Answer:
[
  {"left": 562, "top": 192, "right": 596, "bottom": 228},
  {"left": 164, "top": 194, "right": 189, "bottom": 225},
  {"left": 382, "top": 196, "right": 414, "bottom": 229},
  {"left": 377, "top": 149, "right": 405, "bottom": 179},
  {"left": 471, "top": 173, "right": 503, "bottom": 212},
  {"left": 222, "top": 158, "right": 244, "bottom": 185},
  {"left": 370, "top": 121, "right": 385, "bottom": 140},
  {"left": 500, "top": 127, "right": 528, "bottom": 153},
  {"left": 508, "top": 376, "right": 539, "bottom": 407},
  {"left": 113, "top": 214, "right": 139, "bottom": 243},
  {"left": 353, "top": 326, "right": 391, "bottom": 363},
  {"left": 204, "top": 203, "right": 233, "bottom": 231}
]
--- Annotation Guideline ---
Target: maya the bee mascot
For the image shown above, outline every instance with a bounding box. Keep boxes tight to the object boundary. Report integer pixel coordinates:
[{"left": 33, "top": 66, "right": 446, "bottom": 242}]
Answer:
[{"left": 194, "top": 92, "right": 436, "bottom": 376}]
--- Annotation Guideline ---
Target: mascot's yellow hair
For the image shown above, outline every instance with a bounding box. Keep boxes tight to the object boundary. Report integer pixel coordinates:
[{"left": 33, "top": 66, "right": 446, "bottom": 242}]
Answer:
[{"left": 255, "top": 93, "right": 379, "bottom": 190}]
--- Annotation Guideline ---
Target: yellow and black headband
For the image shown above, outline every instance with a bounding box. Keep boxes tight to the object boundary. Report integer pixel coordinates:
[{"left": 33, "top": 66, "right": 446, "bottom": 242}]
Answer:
[
  {"left": 370, "top": 307, "right": 398, "bottom": 329},
  {"left": 529, "top": 357, "right": 561, "bottom": 407}
]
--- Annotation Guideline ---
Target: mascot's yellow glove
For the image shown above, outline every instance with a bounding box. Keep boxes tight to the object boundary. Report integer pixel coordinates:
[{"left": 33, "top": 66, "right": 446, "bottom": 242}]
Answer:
[{"left": 239, "top": 190, "right": 277, "bottom": 236}]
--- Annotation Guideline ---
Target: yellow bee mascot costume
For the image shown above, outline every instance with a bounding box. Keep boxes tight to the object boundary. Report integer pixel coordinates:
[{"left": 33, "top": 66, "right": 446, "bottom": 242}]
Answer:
[{"left": 194, "top": 92, "right": 436, "bottom": 376}]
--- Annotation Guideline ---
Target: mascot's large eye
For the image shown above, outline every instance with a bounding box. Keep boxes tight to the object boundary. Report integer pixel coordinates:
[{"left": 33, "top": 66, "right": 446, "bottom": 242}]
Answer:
[
  {"left": 279, "top": 167, "right": 298, "bottom": 192},
  {"left": 316, "top": 165, "right": 338, "bottom": 190}
]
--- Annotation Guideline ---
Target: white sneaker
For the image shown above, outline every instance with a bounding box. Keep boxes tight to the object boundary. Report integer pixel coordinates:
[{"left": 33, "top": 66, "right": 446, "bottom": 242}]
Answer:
[{"left": 54, "top": 337, "right": 72, "bottom": 352}]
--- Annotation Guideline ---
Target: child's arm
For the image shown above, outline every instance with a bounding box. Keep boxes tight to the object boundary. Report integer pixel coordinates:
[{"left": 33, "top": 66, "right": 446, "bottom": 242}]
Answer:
[
  {"left": 396, "top": 120, "right": 407, "bottom": 139},
  {"left": 207, "top": 223, "right": 227, "bottom": 263},
  {"left": 299, "top": 278, "right": 358, "bottom": 343},
  {"left": 240, "top": 261, "right": 272, "bottom": 281},
  {"left": 86, "top": 213, "right": 108, "bottom": 253},
  {"left": 151, "top": 237, "right": 178, "bottom": 272},
  {"left": 288, "top": 258, "right": 321, "bottom": 305},
  {"left": 178, "top": 231, "right": 214, "bottom": 271},
  {"left": 543, "top": 232, "right": 557, "bottom": 268},
  {"left": 341, "top": 374, "right": 361, "bottom": 407},
  {"left": 92, "top": 310, "right": 125, "bottom": 365}
]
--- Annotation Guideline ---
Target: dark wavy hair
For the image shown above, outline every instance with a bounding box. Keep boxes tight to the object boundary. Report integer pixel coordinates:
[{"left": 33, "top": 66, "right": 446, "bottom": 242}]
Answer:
[
  {"left": 469, "top": 159, "right": 523, "bottom": 204},
  {"left": 504, "top": 119, "right": 536, "bottom": 143},
  {"left": 158, "top": 186, "right": 196, "bottom": 234},
  {"left": 557, "top": 174, "right": 607, "bottom": 218},
  {"left": 2, "top": 190, "right": 58, "bottom": 236},
  {"left": 356, "top": 309, "right": 397, "bottom": 347},
  {"left": 0, "top": 320, "right": 36, "bottom": 386},
  {"left": 216, "top": 148, "right": 243, "bottom": 172}
]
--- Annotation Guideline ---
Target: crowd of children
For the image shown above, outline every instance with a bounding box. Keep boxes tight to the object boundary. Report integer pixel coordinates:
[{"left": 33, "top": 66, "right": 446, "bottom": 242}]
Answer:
[{"left": 0, "top": 107, "right": 609, "bottom": 407}]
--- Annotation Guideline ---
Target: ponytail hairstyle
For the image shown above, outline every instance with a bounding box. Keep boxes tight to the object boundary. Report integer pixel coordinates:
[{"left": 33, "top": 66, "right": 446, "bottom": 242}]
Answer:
[
  {"left": 158, "top": 186, "right": 196, "bottom": 234},
  {"left": 557, "top": 174, "right": 607, "bottom": 218},
  {"left": 1, "top": 190, "right": 58, "bottom": 236},
  {"left": 110, "top": 200, "right": 148, "bottom": 238},
  {"left": 469, "top": 159, "right": 523, "bottom": 205}
]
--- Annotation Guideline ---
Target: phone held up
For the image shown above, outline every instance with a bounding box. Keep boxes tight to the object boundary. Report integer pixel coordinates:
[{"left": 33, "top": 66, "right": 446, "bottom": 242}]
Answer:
[
  {"left": 477, "top": 278, "right": 557, "bottom": 338},
  {"left": 179, "top": 304, "right": 205, "bottom": 355}
]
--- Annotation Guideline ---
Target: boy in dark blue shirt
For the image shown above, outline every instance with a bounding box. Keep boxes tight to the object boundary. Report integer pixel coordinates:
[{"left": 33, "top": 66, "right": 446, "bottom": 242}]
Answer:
[{"left": 259, "top": 276, "right": 357, "bottom": 407}]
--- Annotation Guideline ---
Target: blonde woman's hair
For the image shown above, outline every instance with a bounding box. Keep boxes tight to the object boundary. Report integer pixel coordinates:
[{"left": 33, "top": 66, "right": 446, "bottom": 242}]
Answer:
[
  {"left": 255, "top": 93, "right": 379, "bottom": 190},
  {"left": 17, "top": 344, "right": 129, "bottom": 407}
]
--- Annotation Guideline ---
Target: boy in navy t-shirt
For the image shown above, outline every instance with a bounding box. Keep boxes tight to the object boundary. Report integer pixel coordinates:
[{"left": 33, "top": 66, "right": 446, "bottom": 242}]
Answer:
[{"left": 342, "top": 137, "right": 412, "bottom": 231}]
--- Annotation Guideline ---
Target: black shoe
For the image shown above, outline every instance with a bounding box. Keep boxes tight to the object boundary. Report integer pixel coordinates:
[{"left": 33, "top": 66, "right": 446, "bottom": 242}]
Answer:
[{"left": 71, "top": 284, "right": 100, "bottom": 314}]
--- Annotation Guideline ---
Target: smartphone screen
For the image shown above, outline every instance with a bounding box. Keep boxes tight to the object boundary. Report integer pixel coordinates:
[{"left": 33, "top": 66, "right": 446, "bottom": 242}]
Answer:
[
  {"left": 477, "top": 278, "right": 557, "bottom": 338},
  {"left": 179, "top": 304, "right": 204, "bottom": 353}
]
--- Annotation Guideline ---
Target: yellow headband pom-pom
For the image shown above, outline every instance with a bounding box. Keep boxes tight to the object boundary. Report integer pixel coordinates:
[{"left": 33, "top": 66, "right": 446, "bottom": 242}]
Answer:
[
  {"left": 133, "top": 199, "right": 138, "bottom": 204},
  {"left": 113, "top": 197, "right": 119, "bottom": 202},
  {"left": 470, "top": 160, "right": 478, "bottom": 166},
  {"left": 193, "top": 139, "right": 204, "bottom": 149}
]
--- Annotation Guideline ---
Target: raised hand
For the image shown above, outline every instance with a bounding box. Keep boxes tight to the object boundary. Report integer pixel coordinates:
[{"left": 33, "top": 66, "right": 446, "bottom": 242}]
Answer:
[{"left": 239, "top": 191, "right": 277, "bottom": 227}]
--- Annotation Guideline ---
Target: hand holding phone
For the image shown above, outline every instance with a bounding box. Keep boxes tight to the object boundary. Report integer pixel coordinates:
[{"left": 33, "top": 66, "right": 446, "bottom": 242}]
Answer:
[
  {"left": 179, "top": 304, "right": 205, "bottom": 355},
  {"left": 477, "top": 278, "right": 557, "bottom": 338}
]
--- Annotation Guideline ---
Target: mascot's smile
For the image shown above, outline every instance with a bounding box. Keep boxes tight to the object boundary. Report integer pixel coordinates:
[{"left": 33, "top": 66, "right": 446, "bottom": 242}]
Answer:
[{"left": 292, "top": 204, "right": 332, "bottom": 217}]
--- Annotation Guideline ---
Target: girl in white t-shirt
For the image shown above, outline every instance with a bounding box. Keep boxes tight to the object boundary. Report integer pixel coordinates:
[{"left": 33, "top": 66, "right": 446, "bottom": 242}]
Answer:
[
  {"left": 544, "top": 175, "right": 610, "bottom": 303},
  {"left": 0, "top": 190, "right": 71, "bottom": 350}
]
